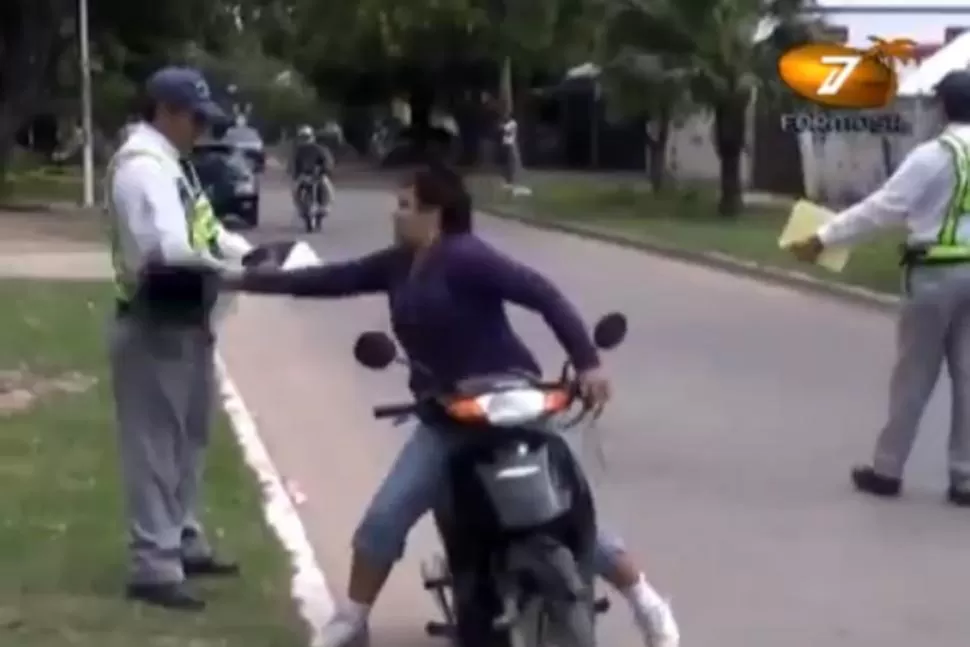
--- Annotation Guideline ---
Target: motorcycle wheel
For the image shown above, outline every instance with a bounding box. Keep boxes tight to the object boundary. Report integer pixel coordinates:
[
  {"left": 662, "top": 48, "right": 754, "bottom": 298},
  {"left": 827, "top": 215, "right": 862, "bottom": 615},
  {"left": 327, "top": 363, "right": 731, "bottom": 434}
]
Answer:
[
  {"left": 546, "top": 544, "right": 596, "bottom": 647},
  {"left": 506, "top": 598, "right": 546, "bottom": 647},
  {"left": 512, "top": 545, "right": 596, "bottom": 647},
  {"left": 545, "top": 597, "right": 595, "bottom": 647}
]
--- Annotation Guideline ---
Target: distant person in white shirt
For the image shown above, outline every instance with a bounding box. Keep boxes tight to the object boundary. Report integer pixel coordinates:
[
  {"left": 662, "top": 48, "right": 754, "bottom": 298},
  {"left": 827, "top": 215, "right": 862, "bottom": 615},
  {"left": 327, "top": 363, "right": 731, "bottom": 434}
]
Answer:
[
  {"left": 786, "top": 70, "right": 970, "bottom": 506},
  {"left": 498, "top": 108, "right": 531, "bottom": 197},
  {"left": 106, "top": 66, "right": 256, "bottom": 611}
]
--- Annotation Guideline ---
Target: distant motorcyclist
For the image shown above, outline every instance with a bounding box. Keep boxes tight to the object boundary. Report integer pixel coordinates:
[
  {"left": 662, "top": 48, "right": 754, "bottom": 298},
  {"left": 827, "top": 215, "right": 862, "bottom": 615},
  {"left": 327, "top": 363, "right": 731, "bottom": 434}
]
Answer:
[{"left": 289, "top": 125, "right": 334, "bottom": 217}]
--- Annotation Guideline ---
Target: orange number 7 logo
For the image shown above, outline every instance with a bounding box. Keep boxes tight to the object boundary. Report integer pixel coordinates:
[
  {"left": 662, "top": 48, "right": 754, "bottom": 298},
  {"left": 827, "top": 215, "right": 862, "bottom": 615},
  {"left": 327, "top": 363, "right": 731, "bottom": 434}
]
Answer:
[{"left": 816, "top": 55, "right": 863, "bottom": 96}]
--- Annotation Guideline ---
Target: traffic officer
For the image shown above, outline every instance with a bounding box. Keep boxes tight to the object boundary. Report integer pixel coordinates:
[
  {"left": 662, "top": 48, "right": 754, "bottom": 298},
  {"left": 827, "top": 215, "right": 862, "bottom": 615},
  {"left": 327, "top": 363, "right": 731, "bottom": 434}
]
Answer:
[
  {"left": 106, "top": 66, "right": 255, "bottom": 610},
  {"left": 786, "top": 70, "right": 970, "bottom": 506}
]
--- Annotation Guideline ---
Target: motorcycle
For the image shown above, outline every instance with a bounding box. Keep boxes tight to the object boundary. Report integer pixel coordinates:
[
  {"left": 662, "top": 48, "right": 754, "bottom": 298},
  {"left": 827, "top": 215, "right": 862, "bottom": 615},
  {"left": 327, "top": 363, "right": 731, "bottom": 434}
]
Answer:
[
  {"left": 295, "top": 167, "right": 328, "bottom": 232},
  {"left": 352, "top": 313, "right": 629, "bottom": 647}
]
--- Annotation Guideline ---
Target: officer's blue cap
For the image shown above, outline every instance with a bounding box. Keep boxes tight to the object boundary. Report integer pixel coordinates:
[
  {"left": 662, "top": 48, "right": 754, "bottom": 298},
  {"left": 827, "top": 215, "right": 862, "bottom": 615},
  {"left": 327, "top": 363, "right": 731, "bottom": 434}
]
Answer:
[
  {"left": 936, "top": 70, "right": 970, "bottom": 101},
  {"left": 146, "top": 67, "right": 227, "bottom": 124}
]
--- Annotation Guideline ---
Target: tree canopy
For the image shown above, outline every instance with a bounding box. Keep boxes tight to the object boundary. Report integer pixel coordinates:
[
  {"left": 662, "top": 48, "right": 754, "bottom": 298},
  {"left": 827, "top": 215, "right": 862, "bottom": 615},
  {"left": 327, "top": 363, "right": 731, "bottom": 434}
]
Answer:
[
  {"left": 1, "top": 0, "right": 822, "bottom": 201},
  {"left": 597, "top": 0, "right": 817, "bottom": 215}
]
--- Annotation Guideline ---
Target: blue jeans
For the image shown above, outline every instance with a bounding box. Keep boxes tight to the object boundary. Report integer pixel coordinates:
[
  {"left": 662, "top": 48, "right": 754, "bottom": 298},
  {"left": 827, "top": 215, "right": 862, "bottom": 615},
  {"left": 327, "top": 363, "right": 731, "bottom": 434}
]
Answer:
[{"left": 353, "top": 424, "right": 626, "bottom": 573}]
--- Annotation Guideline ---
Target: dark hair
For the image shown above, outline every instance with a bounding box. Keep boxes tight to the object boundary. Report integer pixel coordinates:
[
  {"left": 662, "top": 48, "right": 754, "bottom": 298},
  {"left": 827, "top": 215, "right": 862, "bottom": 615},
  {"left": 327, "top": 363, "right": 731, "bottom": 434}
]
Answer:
[
  {"left": 408, "top": 163, "right": 473, "bottom": 235},
  {"left": 936, "top": 71, "right": 970, "bottom": 123}
]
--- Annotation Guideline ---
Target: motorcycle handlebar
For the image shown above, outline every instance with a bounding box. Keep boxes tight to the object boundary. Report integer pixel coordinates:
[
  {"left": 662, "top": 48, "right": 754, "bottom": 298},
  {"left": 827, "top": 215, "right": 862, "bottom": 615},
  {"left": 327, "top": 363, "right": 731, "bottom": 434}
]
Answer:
[
  {"left": 373, "top": 403, "right": 418, "bottom": 419},
  {"left": 369, "top": 372, "right": 599, "bottom": 427}
]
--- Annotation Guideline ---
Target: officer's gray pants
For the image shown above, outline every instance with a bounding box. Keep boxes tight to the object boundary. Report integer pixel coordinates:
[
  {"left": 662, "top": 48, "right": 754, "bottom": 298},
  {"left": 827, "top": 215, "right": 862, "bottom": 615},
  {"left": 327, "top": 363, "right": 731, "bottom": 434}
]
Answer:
[
  {"left": 108, "top": 313, "right": 215, "bottom": 584},
  {"left": 874, "top": 265, "right": 970, "bottom": 487}
]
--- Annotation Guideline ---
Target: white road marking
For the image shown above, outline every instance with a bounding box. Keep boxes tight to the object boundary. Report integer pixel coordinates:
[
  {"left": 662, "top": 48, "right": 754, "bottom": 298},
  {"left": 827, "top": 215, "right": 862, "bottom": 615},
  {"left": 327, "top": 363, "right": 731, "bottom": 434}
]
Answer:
[{"left": 216, "top": 354, "right": 334, "bottom": 646}]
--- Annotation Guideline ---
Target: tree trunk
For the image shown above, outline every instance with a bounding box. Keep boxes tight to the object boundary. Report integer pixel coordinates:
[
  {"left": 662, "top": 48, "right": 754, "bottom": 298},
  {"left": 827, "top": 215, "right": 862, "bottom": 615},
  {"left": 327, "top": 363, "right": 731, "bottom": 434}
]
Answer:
[
  {"left": 0, "top": 1, "right": 67, "bottom": 181},
  {"left": 454, "top": 94, "right": 486, "bottom": 167},
  {"left": 718, "top": 151, "right": 742, "bottom": 217},
  {"left": 713, "top": 91, "right": 750, "bottom": 218},
  {"left": 646, "top": 110, "right": 671, "bottom": 192},
  {"left": 407, "top": 81, "right": 434, "bottom": 163}
]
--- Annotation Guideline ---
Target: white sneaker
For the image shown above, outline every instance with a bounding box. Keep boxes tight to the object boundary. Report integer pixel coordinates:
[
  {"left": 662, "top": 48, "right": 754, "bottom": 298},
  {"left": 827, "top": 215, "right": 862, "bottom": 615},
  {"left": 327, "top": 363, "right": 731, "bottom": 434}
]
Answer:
[
  {"left": 318, "top": 608, "right": 369, "bottom": 647},
  {"left": 631, "top": 597, "right": 680, "bottom": 647}
]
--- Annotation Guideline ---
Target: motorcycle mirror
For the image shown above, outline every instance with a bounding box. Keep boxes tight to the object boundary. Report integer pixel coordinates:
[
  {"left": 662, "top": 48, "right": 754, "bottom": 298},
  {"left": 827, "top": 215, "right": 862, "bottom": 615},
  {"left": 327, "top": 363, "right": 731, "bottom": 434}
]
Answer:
[
  {"left": 592, "top": 312, "right": 627, "bottom": 350},
  {"left": 353, "top": 331, "right": 397, "bottom": 369}
]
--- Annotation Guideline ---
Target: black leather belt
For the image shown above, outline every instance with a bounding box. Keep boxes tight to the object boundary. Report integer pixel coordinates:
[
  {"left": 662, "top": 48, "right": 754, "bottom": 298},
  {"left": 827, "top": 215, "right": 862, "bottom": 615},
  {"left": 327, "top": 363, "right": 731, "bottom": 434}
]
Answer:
[
  {"left": 115, "top": 297, "right": 211, "bottom": 328},
  {"left": 899, "top": 244, "right": 929, "bottom": 267},
  {"left": 899, "top": 244, "right": 970, "bottom": 267}
]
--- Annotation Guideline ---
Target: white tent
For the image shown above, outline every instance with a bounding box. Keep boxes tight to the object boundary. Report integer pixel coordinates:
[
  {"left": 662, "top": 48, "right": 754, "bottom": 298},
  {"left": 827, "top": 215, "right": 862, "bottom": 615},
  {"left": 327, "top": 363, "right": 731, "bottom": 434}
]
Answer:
[{"left": 897, "top": 31, "right": 970, "bottom": 97}]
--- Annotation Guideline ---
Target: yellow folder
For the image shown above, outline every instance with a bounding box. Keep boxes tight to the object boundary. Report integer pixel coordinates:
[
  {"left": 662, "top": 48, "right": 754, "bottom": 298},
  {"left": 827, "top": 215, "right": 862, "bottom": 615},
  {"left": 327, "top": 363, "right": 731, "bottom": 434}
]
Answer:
[{"left": 778, "top": 199, "right": 851, "bottom": 273}]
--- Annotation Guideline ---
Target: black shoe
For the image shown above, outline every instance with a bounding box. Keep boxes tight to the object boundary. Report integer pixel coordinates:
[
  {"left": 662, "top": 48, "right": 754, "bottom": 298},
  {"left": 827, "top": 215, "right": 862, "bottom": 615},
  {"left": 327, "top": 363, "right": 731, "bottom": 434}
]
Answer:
[
  {"left": 851, "top": 465, "right": 902, "bottom": 498},
  {"left": 183, "top": 556, "right": 240, "bottom": 578},
  {"left": 126, "top": 581, "right": 205, "bottom": 611},
  {"left": 946, "top": 486, "right": 970, "bottom": 506}
]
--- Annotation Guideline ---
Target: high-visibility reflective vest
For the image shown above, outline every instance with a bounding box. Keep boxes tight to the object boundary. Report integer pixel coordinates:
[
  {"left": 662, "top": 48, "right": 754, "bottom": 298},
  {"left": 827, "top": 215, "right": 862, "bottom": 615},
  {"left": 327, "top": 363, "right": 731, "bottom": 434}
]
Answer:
[
  {"left": 919, "top": 134, "right": 970, "bottom": 263},
  {"left": 105, "top": 149, "right": 219, "bottom": 301}
]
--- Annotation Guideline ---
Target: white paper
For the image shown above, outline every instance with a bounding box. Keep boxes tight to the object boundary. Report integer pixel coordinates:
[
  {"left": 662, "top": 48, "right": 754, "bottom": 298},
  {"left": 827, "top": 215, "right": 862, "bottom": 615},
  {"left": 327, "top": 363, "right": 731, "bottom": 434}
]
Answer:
[
  {"left": 212, "top": 242, "right": 322, "bottom": 326},
  {"left": 778, "top": 200, "right": 852, "bottom": 273},
  {"left": 281, "top": 241, "right": 323, "bottom": 270}
]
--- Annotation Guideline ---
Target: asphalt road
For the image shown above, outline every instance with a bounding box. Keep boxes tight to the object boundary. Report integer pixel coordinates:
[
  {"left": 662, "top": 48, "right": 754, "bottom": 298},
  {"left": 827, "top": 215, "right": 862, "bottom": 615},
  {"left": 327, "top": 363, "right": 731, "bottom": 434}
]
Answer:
[{"left": 219, "top": 176, "right": 970, "bottom": 647}]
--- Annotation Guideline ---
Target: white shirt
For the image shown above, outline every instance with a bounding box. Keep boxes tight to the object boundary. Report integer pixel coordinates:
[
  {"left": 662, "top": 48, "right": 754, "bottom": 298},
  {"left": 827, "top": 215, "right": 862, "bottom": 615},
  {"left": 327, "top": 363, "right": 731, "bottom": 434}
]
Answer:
[
  {"left": 818, "top": 125, "right": 970, "bottom": 247},
  {"left": 108, "top": 123, "right": 252, "bottom": 281},
  {"left": 501, "top": 119, "right": 517, "bottom": 147}
]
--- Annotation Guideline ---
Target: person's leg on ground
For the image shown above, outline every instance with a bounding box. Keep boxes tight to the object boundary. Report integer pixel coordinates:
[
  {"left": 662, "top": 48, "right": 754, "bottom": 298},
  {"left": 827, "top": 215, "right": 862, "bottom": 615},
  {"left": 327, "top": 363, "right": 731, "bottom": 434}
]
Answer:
[
  {"left": 109, "top": 315, "right": 203, "bottom": 610},
  {"left": 859, "top": 275, "right": 948, "bottom": 496},
  {"left": 943, "top": 284, "right": 970, "bottom": 504},
  {"left": 322, "top": 424, "right": 449, "bottom": 647},
  {"left": 500, "top": 144, "right": 514, "bottom": 188},
  {"left": 178, "top": 328, "right": 238, "bottom": 574},
  {"left": 594, "top": 531, "right": 679, "bottom": 647},
  {"left": 321, "top": 175, "right": 335, "bottom": 213},
  {"left": 292, "top": 176, "right": 304, "bottom": 213}
]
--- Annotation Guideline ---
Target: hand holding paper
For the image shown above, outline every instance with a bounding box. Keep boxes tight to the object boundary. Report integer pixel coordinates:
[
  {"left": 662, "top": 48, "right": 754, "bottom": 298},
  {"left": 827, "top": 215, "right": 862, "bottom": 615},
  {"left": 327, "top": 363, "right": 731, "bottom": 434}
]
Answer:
[{"left": 778, "top": 200, "right": 851, "bottom": 272}]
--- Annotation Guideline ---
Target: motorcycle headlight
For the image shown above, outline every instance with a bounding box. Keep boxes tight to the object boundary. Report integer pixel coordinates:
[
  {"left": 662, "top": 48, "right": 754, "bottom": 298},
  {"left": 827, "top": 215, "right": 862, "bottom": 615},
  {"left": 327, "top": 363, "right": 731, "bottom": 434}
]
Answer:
[
  {"left": 234, "top": 179, "right": 255, "bottom": 194},
  {"left": 444, "top": 388, "right": 570, "bottom": 426}
]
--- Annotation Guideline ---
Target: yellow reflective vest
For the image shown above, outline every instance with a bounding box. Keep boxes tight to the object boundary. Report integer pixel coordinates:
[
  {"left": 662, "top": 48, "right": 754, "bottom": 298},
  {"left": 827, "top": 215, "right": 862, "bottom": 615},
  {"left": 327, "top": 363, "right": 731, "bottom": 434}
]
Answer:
[
  {"left": 105, "top": 149, "right": 219, "bottom": 301},
  {"left": 918, "top": 134, "right": 970, "bottom": 263}
]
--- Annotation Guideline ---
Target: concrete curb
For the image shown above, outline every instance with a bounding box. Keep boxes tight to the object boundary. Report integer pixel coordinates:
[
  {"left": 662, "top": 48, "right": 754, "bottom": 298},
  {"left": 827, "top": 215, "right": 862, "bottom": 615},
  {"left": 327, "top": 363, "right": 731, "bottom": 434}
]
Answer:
[
  {"left": 215, "top": 355, "right": 334, "bottom": 646},
  {"left": 483, "top": 205, "right": 901, "bottom": 313}
]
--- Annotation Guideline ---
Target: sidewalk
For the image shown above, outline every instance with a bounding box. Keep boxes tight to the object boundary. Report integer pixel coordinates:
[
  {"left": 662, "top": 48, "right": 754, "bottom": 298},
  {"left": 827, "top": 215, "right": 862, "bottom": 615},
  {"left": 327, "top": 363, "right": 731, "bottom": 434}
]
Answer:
[{"left": 0, "top": 209, "right": 110, "bottom": 280}]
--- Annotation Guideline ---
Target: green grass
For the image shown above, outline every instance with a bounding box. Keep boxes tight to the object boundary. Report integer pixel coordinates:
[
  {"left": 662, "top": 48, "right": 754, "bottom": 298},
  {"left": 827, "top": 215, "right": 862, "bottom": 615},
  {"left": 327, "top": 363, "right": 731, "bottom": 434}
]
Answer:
[
  {"left": 473, "top": 174, "right": 902, "bottom": 295},
  {"left": 0, "top": 280, "right": 306, "bottom": 647},
  {"left": 0, "top": 166, "right": 90, "bottom": 206}
]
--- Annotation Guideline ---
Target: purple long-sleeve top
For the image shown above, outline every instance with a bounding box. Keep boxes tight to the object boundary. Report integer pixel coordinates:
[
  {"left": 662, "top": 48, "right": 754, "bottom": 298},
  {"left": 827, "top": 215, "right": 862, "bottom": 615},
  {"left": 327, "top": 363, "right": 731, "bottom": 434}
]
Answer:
[{"left": 239, "top": 234, "right": 600, "bottom": 394}]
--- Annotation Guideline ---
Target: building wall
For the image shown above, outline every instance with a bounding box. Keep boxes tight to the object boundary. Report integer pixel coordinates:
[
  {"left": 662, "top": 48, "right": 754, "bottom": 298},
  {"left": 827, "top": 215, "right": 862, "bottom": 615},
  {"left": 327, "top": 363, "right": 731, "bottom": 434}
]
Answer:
[
  {"left": 663, "top": 109, "right": 755, "bottom": 189},
  {"left": 800, "top": 99, "right": 941, "bottom": 207},
  {"left": 659, "top": 95, "right": 946, "bottom": 206}
]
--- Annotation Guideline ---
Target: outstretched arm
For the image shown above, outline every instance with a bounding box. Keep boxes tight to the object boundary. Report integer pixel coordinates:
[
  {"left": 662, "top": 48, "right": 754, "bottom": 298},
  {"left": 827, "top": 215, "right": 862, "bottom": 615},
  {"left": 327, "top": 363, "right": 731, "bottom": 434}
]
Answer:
[
  {"left": 818, "top": 140, "right": 948, "bottom": 246},
  {"left": 230, "top": 246, "right": 397, "bottom": 297},
  {"left": 451, "top": 238, "right": 600, "bottom": 371}
]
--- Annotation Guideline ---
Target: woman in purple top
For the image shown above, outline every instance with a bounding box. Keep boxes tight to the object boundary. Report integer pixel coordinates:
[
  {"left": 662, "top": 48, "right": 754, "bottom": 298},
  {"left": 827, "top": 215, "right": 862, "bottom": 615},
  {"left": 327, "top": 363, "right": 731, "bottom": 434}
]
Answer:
[{"left": 226, "top": 164, "right": 679, "bottom": 647}]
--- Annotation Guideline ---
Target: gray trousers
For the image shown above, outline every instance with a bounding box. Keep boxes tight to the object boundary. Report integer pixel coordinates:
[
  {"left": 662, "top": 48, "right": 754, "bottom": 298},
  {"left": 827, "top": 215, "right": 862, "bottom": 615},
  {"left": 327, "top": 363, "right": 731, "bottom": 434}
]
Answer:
[
  {"left": 501, "top": 143, "right": 521, "bottom": 185},
  {"left": 874, "top": 265, "right": 970, "bottom": 487},
  {"left": 108, "top": 313, "right": 215, "bottom": 584}
]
